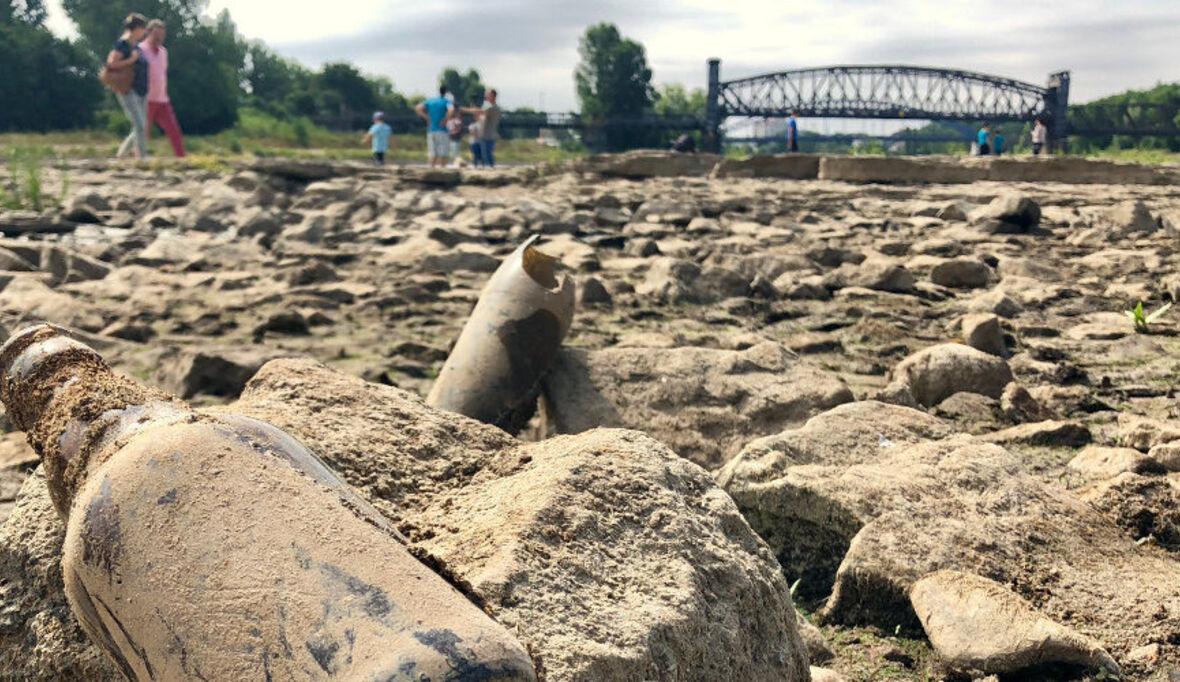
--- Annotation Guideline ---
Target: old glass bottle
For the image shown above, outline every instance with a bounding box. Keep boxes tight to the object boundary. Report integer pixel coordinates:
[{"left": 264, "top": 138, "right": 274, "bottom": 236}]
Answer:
[{"left": 0, "top": 324, "right": 536, "bottom": 681}]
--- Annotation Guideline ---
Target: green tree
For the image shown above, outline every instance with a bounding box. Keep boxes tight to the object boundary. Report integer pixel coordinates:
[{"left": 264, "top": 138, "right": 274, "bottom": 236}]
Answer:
[
  {"left": 439, "top": 67, "right": 484, "bottom": 107},
  {"left": 574, "top": 23, "right": 656, "bottom": 150},
  {"left": 653, "top": 83, "right": 706, "bottom": 118},
  {"left": 244, "top": 41, "right": 310, "bottom": 113},
  {"left": 62, "top": 0, "right": 245, "bottom": 133},
  {"left": 0, "top": 1, "right": 103, "bottom": 131}
]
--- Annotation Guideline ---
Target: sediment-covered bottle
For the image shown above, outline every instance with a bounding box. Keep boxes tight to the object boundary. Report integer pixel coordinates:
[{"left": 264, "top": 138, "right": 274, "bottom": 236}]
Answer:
[
  {"left": 427, "top": 236, "right": 575, "bottom": 432},
  {"left": 0, "top": 324, "right": 537, "bottom": 682}
]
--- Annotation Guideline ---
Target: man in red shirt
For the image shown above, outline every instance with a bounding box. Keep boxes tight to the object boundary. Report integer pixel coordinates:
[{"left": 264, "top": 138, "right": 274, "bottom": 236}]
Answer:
[{"left": 140, "top": 19, "right": 186, "bottom": 157}]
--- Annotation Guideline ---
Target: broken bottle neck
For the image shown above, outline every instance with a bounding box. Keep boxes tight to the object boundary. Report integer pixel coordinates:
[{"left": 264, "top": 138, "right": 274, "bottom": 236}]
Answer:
[{"left": 0, "top": 325, "right": 184, "bottom": 515}]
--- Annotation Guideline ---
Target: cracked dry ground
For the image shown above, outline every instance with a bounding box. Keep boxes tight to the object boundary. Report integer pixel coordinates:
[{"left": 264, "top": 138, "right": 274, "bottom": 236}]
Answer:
[{"left": 1, "top": 157, "right": 1180, "bottom": 681}]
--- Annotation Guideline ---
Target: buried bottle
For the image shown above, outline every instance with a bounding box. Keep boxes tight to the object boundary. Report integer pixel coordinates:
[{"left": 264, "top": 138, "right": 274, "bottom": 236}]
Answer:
[
  {"left": 0, "top": 324, "right": 537, "bottom": 682},
  {"left": 427, "top": 236, "right": 575, "bottom": 432}
]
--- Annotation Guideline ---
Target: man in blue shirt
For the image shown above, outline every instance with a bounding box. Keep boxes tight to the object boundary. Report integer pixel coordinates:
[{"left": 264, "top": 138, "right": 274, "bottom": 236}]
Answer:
[
  {"left": 362, "top": 111, "right": 393, "bottom": 165},
  {"left": 415, "top": 85, "right": 455, "bottom": 167},
  {"left": 786, "top": 111, "right": 799, "bottom": 152},
  {"left": 993, "top": 128, "right": 1005, "bottom": 156},
  {"left": 976, "top": 123, "right": 991, "bottom": 155}
]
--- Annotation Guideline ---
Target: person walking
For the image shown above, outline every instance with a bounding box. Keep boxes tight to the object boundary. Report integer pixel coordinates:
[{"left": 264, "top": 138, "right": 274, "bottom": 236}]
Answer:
[
  {"left": 786, "top": 110, "right": 799, "bottom": 152},
  {"left": 976, "top": 123, "right": 991, "bottom": 155},
  {"left": 993, "top": 128, "right": 1005, "bottom": 156},
  {"left": 362, "top": 111, "right": 392, "bottom": 165},
  {"left": 140, "top": 19, "right": 185, "bottom": 157},
  {"left": 1031, "top": 119, "right": 1047, "bottom": 155},
  {"left": 462, "top": 88, "right": 502, "bottom": 168},
  {"left": 415, "top": 85, "right": 454, "bottom": 167},
  {"left": 106, "top": 13, "right": 149, "bottom": 159}
]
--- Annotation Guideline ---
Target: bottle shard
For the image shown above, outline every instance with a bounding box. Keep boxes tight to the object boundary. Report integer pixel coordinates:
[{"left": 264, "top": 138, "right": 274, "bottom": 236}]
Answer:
[
  {"left": 427, "top": 236, "right": 576, "bottom": 433},
  {"left": 0, "top": 324, "right": 538, "bottom": 682}
]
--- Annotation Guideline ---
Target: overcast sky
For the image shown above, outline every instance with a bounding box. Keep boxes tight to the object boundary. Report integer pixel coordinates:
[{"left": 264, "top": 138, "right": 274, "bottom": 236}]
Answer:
[{"left": 45, "top": 0, "right": 1180, "bottom": 112}]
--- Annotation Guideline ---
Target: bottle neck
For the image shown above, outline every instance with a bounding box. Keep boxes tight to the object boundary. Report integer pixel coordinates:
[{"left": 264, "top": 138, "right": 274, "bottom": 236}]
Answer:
[{"left": 0, "top": 325, "right": 182, "bottom": 515}]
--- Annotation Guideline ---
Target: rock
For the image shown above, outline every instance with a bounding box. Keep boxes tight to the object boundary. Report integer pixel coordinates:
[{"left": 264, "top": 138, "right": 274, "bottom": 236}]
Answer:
[
  {"left": 1148, "top": 442, "right": 1180, "bottom": 472},
  {"left": 978, "top": 420, "right": 1091, "bottom": 448},
  {"left": 0, "top": 471, "right": 120, "bottom": 680},
  {"left": 936, "top": 201, "right": 969, "bottom": 222},
  {"left": 718, "top": 401, "right": 953, "bottom": 481},
  {"left": 1081, "top": 473, "right": 1180, "bottom": 550},
  {"left": 723, "top": 432, "right": 1180, "bottom": 659},
  {"left": 960, "top": 313, "right": 1005, "bottom": 356},
  {"left": 933, "top": 392, "right": 1003, "bottom": 432},
  {"left": 808, "top": 666, "right": 848, "bottom": 682},
  {"left": 162, "top": 345, "right": 299, "bottom": 398},
  {"left": 1068, "top": 446, "right": 1164, "bottom": 479},
  {"left": 851, "top": 259, "right": 915, "bottom": 294},
  {"left": 1107, "top": 199, "right": 1157, "bottom": 236},
  {"left": 710, "top": 154, "right": 821, "bottom": 179},
  {"left": 970, "top": 193, "right": 1041, "bottom": 231},
  {"left": 1118, "top": 414, "right": 1180, "bottom": 452},
  {"left": 578, "top": 275, "right": 612, "bottom": 306},
  {"left": 253, "top": 311, "right": 310, "bottom": 337},
  {"left": 543, "top": 342, "right": 854, "bottom": 470},
  {"left": 419, "top": 248, "right": 500, "bottom": 273},
  {"left": 38, "top": 245, "right": 111, "bottom": 285},
  {"left": 575, "top": 150, "right": 722, "bottom": 179},
  {"left": 910, "top": 570, "right": 1119, "bottom": 677},
  {"left": 0, "top": 246, "right": 37, "bottom": 272},
  {"left": 890, "top": 343, "right": 1015, "bottom": 408},
  {"left": 999, "top": 383, "right": 1052, "bottom": 423},
  {"left": 234, "top": 359, "right": 812, "bottom": 680},
  {"left": 795, "top": 612, "right": 833, "bottom": 663},
  {"left": 930, "top": 258, "right": 992, "bottom": 289}
]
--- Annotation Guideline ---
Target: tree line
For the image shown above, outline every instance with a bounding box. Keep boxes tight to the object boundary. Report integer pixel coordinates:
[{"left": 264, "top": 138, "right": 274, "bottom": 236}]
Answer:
[{"left": 1, "top": 2, "right": 705, "bottom": 151}]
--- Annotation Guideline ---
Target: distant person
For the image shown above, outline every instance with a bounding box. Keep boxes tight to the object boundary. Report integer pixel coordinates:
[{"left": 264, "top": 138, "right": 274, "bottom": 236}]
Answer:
[
  {"left": 786, "top": 111, "right": 799, "bottom": 152},
  {"left": 1031, "top": 119, "right": 1047, "bottom": 155},
  {"left": 446, "top": 113, "right": 465, "bottom": 165},
  {"left": 140, "top": 19, "right": 185, "bottom": 157},
  {"left": 468, "top": 119, "right": 484, "bottom": 167},
  {"left": 107, "top": 13, "right": 149, "bottom": 159},
  {"left": 993, "top": 128, "right": 1005, "bottom": 156},
  {"left": 362, "top": 111, "right": 392, "bottom": 165},
  {"left": 463, "top": 89, "right": 501, "bottom": 167},
  {"left": 670, "top": 133, "right": 696, "bottom": 153},
  {"left": 976, "top": 123, "right": 991, "bottom": 155},
  {"left": 415, "top": 85, "right": 454, "bottom": 167}
]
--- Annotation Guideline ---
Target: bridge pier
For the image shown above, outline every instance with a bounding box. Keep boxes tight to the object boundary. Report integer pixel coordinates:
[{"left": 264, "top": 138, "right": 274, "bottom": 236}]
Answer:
[
  {"left": 705, "top": 58, "right": 722, "bottom": 153},
  {"left": 1046, "top": 71, "right": 1070, "bottom": 153}
]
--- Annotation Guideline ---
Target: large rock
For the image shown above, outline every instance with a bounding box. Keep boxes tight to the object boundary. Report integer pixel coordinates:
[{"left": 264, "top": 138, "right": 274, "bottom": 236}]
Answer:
[
  {"left": 710, "top": 154, "right": 821, "bottom": 179},
  {"left": 0, "top": 360, "right": 811, "bottom": 682},
  {"left": 969, "top": 193, "right": 1041, "bottom": 232},
  {"left": 911, "top": 570, "right": 1119, "bottom": 676},
  {"left": 542, "top": 342, "right": 854, "bottom": 470},
  {"left": 0, "top": 471, "right": 119, "bottom": 680},
  {"left": 574, "top": 151, "right": 722, "bottom": 179},
  {"left": 160, "top": 345, "right": 300, "bottom": 398},
  {"left": 889, "top": 343, "right": 1015, "bottom": 408},
  {"left": 721, "top": 432, "right": 1180, "bottom": 661},
  {"left": 818, "top": 156, "right": 986, "bottom": 184},
  {"left": 929, "top": 258, "right": 992, "bottom": 289}
]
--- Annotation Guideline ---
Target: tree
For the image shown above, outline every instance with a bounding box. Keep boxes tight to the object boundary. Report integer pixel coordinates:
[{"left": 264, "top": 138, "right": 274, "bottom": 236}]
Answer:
[
  {"left": 62, "top": 0, "right": 245, "bottom": 134},
  {"left": 575, "top": 23, "right": 654, "bottom": 119},
  {"left": 574, "top": 23, "right": 656, "bottom": 150},
  {"left": 439, "top": 67, "right": 484, "bottom": 107},
  {"left": 653, "top": 83, "right": 706, "bottom": 118},
  {"left": 0, "top": 1, "right": 103, "bottom": 131}
]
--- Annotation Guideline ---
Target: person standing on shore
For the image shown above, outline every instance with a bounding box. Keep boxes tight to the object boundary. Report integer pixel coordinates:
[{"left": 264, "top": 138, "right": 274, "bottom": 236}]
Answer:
[
  {"left": 415, "top": 85, "right": 454, "bottom": 167},
  {"left": 1031, "top": 119, "right": 1047, "bottom": 155},
  {"left": 993, "top": 128, "right": 1005, "bottom": 156},
  {"left": 976, "top": 123, "right": 991, "bottom": 155},
  {"left": 107, "top": 13, "right": 149, "bottom": 159},
  {"left": 461, "top": 88, "right": 502, "bottom": 167},
  {"left": 362, "top": 111, "right": 392, "bottom": 165},
  {"left": 786, "top": 111, "right": 799, "bottom": 152},
  {"left": 140, "top": 19, "right": 186, "bottom": 158}
]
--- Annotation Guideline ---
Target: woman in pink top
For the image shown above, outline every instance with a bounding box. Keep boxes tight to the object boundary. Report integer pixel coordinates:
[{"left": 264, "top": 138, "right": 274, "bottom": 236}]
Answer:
[{"left": 140, "top": 19, "right": 186, "bottom": 157}]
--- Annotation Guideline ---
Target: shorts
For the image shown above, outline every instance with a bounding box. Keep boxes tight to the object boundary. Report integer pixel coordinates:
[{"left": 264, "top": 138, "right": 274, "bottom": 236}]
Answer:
[{"left": 427, "top": 130, "right": 449, "bottom": 158}]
